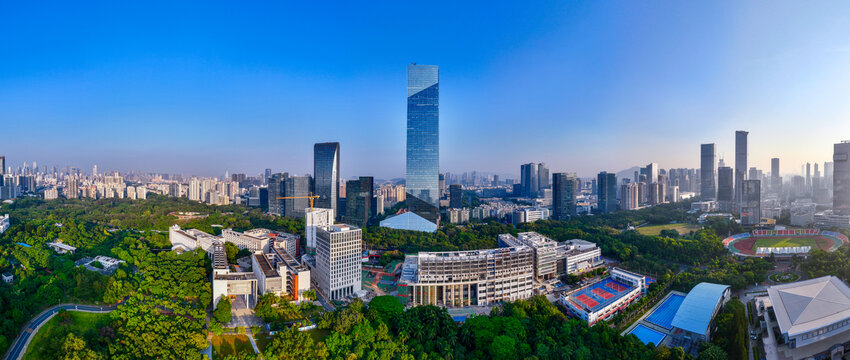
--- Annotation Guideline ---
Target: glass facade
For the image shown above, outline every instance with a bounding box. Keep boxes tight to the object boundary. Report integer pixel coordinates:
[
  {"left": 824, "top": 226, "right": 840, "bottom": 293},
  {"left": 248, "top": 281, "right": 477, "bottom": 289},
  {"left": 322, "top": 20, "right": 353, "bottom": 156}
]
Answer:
[
  {"left": 284, "top": 175, "right": 312, "bottom": 218},
  {"left": 835, "top": 142, "right": 850, "bottom": 215},
  {"left": 313, "top": 142, "right": 340, "bottom": 214},
  {"left": 406, "top": 64, "right": 440, "bottom": 225},
  {"left": 701, "top": 144, "right": 716, "bottom": 201}
]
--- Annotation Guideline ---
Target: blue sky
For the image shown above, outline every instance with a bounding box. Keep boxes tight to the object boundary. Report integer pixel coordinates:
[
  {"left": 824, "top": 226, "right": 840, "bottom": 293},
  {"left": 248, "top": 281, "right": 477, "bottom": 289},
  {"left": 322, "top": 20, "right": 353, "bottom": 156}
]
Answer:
[{"left": 2, "top": 1, "right": 850, "bottom": 179}]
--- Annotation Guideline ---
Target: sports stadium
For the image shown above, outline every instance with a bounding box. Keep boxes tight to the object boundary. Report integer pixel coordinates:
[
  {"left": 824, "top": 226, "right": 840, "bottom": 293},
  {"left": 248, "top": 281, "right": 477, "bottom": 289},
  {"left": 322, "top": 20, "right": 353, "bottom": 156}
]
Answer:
[{"left": 723, "top": 229, "right": 848, "bottom": 257}]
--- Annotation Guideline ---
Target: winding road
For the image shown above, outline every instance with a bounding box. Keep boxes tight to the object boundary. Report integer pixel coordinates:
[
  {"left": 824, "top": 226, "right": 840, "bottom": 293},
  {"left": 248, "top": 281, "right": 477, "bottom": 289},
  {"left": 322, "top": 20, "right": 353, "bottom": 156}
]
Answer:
[{"left": 2, "top": 303, "right": 117, "bottom": 360}]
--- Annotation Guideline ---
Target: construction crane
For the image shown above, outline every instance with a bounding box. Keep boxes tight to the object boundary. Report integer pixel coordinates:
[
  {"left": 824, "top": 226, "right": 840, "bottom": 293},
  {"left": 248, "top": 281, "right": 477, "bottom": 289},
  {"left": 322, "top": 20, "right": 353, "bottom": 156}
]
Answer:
[{"left": 277, "top": 192, "right": 321, "bottom": 212}]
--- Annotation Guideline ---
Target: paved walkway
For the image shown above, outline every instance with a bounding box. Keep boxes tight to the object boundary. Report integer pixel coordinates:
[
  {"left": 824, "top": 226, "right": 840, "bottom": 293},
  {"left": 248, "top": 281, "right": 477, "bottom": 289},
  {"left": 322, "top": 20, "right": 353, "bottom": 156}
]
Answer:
[{"left": 3, "top": 303, "right": 117, "bottom": 360}]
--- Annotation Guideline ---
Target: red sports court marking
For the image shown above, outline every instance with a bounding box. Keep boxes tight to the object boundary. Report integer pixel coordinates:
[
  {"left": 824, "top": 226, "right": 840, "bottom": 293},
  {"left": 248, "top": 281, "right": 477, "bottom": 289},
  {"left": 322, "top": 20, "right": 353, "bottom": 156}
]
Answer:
[
  {"left": 606, "top": 282, "right": 626, "bottom": 292},
  {"left": 592, "top": 288, "right": 613, "bottom": 299},
  {"left": 576, "top": 294, "right": 599, "bottom": 308}
]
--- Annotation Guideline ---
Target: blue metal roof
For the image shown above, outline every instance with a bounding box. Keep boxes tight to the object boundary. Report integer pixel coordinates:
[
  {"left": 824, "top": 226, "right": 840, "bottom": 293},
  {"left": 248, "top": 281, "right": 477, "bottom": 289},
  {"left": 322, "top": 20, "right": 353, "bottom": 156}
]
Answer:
[
  {"left": 670, "top": 283, "right": 729, "bottom": 335},
  {"left": 379, "top": 212, "right": 438, "bottom": 233}
]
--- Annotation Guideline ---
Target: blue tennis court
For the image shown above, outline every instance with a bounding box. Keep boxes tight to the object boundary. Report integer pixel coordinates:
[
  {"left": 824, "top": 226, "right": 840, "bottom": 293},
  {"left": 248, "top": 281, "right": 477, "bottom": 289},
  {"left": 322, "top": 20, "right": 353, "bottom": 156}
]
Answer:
[
  {"left": 569, "top": 278, "right": 634, "bottom": 312},
  {"left": 629, "top": 324, "right": 666, "bottom": 345},
  {"left": 645, "top": 293, "right": 685, "bottom": 330}
]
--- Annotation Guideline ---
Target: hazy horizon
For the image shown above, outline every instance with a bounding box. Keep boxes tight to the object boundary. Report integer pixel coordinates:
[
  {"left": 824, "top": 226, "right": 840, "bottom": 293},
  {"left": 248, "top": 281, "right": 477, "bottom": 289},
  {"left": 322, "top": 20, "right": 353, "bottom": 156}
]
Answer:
[{"left": 2, "top": 2, "right": 849, "bottom": 179}]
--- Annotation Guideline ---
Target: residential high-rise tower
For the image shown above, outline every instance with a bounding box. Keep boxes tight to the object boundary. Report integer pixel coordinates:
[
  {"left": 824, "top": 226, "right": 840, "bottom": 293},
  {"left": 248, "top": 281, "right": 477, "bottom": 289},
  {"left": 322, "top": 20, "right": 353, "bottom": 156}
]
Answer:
[{"left": 552, "top": 173, "right": 577, "bottom": 220}]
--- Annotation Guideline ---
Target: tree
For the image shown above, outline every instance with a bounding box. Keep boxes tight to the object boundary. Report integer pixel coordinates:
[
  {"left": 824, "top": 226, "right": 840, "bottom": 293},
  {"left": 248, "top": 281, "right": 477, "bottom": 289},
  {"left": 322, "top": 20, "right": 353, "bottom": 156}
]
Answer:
[
  {"left": 214, "top": 296, "right": 232, "bottom": 324},
  {"left": 225, "top": 242, "right": 239, "bottom": 264},
  {"left": 264, "top": 327, "right": 328, "bottom": 360},
  {"left": 62, "top": 333, "right": 104, "bottom": 360},
  {"left": 368, "top": 295, "right": 403, "bottom": 321},
  {"left": 698, "top": 345, "right": 728, "bottom": 360}
]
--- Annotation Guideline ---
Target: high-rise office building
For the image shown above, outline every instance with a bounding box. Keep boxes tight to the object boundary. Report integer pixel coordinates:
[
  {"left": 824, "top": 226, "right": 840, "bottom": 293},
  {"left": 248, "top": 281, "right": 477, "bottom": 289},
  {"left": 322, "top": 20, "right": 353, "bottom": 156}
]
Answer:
[
  {"left": 806, "top": 163, "right": 812, "bottom": 191},
  {"left": 406, "top": 64, "right": 440, "bottom": 226},
  {"left": 268, "top": 173, "right": 287, "bottom": 215},
  {"left": 315, "top": 224, "right": 362, "bottom": 300},
  {"left": 718, "top": 166, "right": 734, "bottom": 202},
  {"left": 521, "top": 163, "right": 539, "bottom": 197},
  {"left": 314, "top": 142, "right": 340, "bottom": 215},
  {"left": 439, "top": 174, "right": 446, "bottom": 199},
  {"left": 834, "top": 142, "right": 850, "bottom": 216},
  {"left": 284, "top": 175, "right": 312, "bottom": 218},
  {"left": 597, "top": 172, "right": 617, "bottom": 214},
  {"left": 700, "top": 144, "right": 716, "bottom": 201},
  {"left": 552, "top": 173, "right": 577, "bottom": 220},
  {"left": 741, "top": 180, "right": 761, "bottom": 226},
  {"left": 344, "top": 177, "right": 373, "bottom": 227},
  {"left": 735, "top": 130, "right": 748, "bottom": 201},
  {"left": 264, "top": 168, "right": 272, "bottom": 185},
  {"left": 537, "top": 163, "right": 549, "bottom": 192},
  {"left": 449, "top": 184, "right": 463, "bottom": 208},
  {"left": 825, "top": 162, "right": 835, "bottom": 192},
  {"left": 771, "top": 158, "right": 781, "bottom": 193},
  {"left": 0, "top": 155, "right": 4, "bottom": 187}
]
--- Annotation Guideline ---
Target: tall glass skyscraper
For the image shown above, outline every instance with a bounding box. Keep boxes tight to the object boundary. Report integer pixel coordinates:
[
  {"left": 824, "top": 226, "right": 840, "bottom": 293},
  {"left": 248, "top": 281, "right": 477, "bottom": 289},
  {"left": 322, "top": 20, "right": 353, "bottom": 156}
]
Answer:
[
  {"left": 406, "top": 64, "right": 440, "bottom": 225},
  {"left": 700, "top": 144, "right": 716, "bottom": 201},
  {"left": 314, "top": 142, "right": 340, "bottom": 214},
  {"left": 735, "top": 130, "right": 748, "bottom": 202}
]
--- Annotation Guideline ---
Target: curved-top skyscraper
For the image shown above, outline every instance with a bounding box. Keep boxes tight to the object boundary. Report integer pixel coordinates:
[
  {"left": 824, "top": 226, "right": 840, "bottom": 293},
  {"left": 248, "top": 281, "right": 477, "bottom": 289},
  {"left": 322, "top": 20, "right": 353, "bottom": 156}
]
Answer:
[
  {"left": 313, "top": 142, "right": 340, "bottom": 214},
  {"left": 406, "top": 64, "right": 440, "bottom": 225}
]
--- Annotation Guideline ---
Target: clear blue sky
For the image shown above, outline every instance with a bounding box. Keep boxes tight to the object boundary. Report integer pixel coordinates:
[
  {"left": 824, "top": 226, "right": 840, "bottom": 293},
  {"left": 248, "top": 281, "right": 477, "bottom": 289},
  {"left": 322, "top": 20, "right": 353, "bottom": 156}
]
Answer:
[{"left": 2, "top": 1, "right": 850, "bottom": 179}]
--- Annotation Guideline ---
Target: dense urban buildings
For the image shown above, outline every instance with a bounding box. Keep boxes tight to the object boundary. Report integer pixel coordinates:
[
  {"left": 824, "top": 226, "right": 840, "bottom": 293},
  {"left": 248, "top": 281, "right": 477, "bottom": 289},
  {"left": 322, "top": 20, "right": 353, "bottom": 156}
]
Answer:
[
  {"left": 406, "top": 64, "right": 440, "bottom": 226},
  {"left": 313, "top": 142, "right": 340, "bottom": 215},
  {"left": 0, "top": 214, "right": 9, "bottom": 234},
  {"left": 314, "top": 224, "right": 362, "bottom": 300}
]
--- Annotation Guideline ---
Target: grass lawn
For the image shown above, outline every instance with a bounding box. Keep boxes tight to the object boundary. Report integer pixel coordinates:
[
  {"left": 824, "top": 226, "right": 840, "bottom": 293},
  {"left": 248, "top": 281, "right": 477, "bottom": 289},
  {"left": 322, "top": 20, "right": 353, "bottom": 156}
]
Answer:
[
  {"left": 253, "top": 332, "right": 273, "bottom": 353},
  {"left": 636, "top": 223, "right": 703, "bottom": 236},
  {"left": 24, "top": 311, "right": 110, "bottom": 360},
  {"left": 754, "top": 237, "right": 819, "bottom": 249},
  {"left": 211, "top": 334, "right": 254, "bottom": 359},
  {"left": 306, "top": 328, "right": 330, "bottom": 343}
]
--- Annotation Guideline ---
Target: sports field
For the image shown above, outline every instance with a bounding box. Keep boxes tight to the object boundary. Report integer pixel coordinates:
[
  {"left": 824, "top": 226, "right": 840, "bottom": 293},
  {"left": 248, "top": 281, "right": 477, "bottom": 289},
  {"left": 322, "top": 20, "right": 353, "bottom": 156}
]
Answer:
[
  {"left": 636, "top": 223, "right": 702, "bottom": 236},
  {"left": 753, "top": 237, "right": 825, "bottom": 249}
]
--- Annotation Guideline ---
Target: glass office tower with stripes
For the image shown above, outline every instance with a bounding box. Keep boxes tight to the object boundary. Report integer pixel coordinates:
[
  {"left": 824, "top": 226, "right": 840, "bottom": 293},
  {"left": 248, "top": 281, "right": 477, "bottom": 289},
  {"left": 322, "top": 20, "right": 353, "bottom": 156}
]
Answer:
[{"left": 406, "top": 64, "right": 440, "bottom": 226}]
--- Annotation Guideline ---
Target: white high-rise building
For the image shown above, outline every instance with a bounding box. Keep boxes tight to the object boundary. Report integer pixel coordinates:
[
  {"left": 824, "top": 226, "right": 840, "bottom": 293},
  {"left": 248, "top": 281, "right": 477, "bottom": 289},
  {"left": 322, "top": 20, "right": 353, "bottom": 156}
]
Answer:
[
  {"left": 305, "top": 208, "right": 334, "bottom": 256},
  {"left": 188, "top": 178, "right": 201, "bottom": 201},
  {"left": 315, "top": 224, "right": 362, "bottom": 300}
]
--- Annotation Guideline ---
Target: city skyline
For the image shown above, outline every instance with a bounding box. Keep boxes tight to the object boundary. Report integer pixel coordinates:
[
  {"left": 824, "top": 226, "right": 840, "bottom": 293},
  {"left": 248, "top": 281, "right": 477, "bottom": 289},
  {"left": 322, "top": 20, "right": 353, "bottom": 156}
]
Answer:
[{"left": 2, "top": 2, "right": 850, "bottom": 178}]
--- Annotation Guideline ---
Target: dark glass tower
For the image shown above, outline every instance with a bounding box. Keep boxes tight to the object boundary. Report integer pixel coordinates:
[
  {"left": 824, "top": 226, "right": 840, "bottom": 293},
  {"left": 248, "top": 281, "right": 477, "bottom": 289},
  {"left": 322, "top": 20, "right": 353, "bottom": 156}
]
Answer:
[
  {"left": 718, "top": 166, "right": 734, "bottom": 202},
  {"left": 835, "top": 142, "right": 850, "bottom": 215},
  {"left": 771, "top": 158, "right": 780, "bottom": 193},
  {"left": 406, "top": 64, "right": 440, "bottom": 225},
  {"left": 700, "top": 144, "right": 716, "bottom": 201},
  {"left": 597, "top": 171, "right": 617, "bottom": 214},
  {"left": 284, "top": 175, "right": 312, "bottom": 218},
  {"left": 314, "top": 142, "right": 340, "bottom": 214},
  {"left": 735, "top": 130, "right": 748, "bottom": 202},
  {"left": 552, "top": 173, "right": 577, "bottom": 220},
  {"left": 344, "top": 176, "right": 374, "bottom": 227}
]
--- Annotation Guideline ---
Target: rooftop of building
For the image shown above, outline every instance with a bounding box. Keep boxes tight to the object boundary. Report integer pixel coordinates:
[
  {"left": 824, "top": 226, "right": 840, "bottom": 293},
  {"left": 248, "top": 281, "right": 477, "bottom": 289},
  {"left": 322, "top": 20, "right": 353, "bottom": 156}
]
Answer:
[
  {"left": 417, "top": 245, "right": 532, "bottom": 262},
  {"left": 254, "top": 253, "right": 278, "bottom": 278},
  {"left": 670, "top": 282, "right": 730, "bottom": 335},
  {"left": 214, "top": 272, "right": 257, "bottom": 281},
  {"left": 767, "top": 276, "right": 850, "bottom": 336}
]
